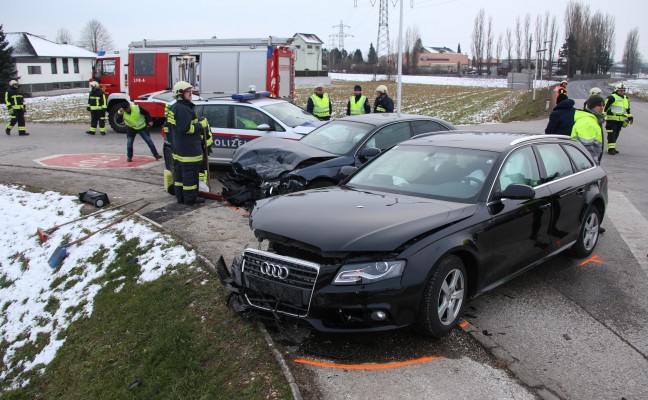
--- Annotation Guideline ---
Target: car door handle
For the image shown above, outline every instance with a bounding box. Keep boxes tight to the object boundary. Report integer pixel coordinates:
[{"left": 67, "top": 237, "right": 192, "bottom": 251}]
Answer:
[
  {"left": 577, "top": 188, "right": 585, "bottom": 197},
  {"left": 540, "top": 203, "right": 551, "bottom": 210}
]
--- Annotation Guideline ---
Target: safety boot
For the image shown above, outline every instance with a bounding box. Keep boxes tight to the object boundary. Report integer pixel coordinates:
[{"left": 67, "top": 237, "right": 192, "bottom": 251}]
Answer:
[{"left": 5, "top": 128, "right": 10, "bottom": 135}]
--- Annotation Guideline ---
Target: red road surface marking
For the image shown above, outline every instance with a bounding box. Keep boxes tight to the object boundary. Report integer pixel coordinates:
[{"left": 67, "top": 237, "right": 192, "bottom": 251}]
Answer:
[
  {"left": 35, "top": 153, "right": 160, "bottom": 169},
  {"left": 578, "top": 254, "right": 603, "bottom": 267}
]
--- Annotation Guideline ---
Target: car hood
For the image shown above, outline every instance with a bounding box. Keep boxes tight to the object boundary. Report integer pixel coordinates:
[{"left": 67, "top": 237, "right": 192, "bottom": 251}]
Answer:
[
  {"left": 251, "top": 187, "right": 477, "bottom": 252},
  {"left": 292, "top": 120, "right": 327, "bottom": 134},
  {"left": 233, "top": 136, "right": 337, "bottom": 180}
]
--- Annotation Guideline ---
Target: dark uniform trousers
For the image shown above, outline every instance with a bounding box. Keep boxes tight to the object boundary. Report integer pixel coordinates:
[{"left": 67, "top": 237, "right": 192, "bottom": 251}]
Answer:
[
  {"left": 605, "top": 120, "right": 623, "bottom": 151},
  {"left": 89, "top": 110, "right": 107, "bottom": 134},
  {"left": 8, "top": 110, "right": 26, "bottom": 133},
  {"left": 173, "top": 161, "right": 202, "bottom": 204}
]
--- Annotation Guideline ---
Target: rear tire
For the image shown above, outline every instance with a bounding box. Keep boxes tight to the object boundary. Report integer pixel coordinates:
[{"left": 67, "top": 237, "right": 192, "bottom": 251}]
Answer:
[
  {"left": 108, "top": 103, "right": 128, "bottom": 133},
  {"left": 415, "top": 254, "right": 467, "bottom": 337},
  {"left": 569, "top": 205, "right": 601, "bottom": 258}
]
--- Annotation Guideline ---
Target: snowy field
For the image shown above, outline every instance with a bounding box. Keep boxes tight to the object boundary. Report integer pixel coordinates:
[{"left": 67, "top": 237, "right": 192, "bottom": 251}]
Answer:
[
  {"left": 625, "top": 78, "right": 648, "bottom": 98},
  {"left": 0, "top": 184, "right": 196, "bottom": 389}
]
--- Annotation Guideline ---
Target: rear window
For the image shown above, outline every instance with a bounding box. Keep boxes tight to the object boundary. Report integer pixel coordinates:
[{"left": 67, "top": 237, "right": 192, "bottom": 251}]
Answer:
[{"left": 562, "top": 144, "right": 594, "bottom": 171}]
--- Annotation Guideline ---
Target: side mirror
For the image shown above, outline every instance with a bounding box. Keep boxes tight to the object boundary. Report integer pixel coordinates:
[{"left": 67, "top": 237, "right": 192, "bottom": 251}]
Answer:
[
  {"left": 493, "top": 184, "right": 535, "bottom": 200},
  {"left": 358, "top": 147, "right": 381, "bottom": 162},
  {"left": 339, "top": 165, "right": 358, "bottom": 179},
  {"left": 256, "top": 123, "right": 271, "bottom": 131}
]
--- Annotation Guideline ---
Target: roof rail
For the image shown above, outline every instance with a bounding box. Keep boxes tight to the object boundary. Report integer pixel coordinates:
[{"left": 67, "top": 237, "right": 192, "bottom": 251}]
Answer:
[
  {"left": 509, "top": 134, "right": 572, "bottom": 146},
  {"left": 129, "top": 37, "right": 292, "bottom": 48}
]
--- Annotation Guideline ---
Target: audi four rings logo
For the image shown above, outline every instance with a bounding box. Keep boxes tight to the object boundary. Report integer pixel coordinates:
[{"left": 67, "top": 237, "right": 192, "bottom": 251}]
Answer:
[{"left": 260, "top": 261, "right": 290, "bottom": 280}]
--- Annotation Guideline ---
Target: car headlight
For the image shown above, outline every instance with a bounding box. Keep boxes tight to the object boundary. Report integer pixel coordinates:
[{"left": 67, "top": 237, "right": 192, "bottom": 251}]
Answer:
[{"left": 333, "top": 260, "right": 405, "bottom": 285}]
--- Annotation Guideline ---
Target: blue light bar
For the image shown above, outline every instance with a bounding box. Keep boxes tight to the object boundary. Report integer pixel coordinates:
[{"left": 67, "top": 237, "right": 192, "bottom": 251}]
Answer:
[{"left": 231, "top": 91, "right": 272, "bottom": 101}]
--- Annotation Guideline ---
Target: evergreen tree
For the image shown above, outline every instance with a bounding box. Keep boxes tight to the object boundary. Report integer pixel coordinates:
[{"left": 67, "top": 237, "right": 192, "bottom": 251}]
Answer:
[
  {"left": 367, "top": 43, "right": 378, "bottom": 64},
  {"left": 353, "top": 49, "right": 364, "bottom": 64},
  {"left": 0, "top": 25, "right": 18, "bottom": 87}
]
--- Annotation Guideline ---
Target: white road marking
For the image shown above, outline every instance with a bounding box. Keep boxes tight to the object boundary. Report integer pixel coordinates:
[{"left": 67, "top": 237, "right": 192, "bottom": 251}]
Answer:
[{"left": 607, "top": 190, "right": 648, "bottom": 277}]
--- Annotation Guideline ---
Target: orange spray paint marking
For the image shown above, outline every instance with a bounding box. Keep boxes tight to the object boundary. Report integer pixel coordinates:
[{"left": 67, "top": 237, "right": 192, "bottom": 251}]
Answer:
[
  {"left": 578, "top": 254, "right": 602, "bottom": 267},
  {"left": 459, "top": 320, "right": 469, "bottom": 328},
  {"left": 293, "top": 356, "right": 437, "bottom": 370}
]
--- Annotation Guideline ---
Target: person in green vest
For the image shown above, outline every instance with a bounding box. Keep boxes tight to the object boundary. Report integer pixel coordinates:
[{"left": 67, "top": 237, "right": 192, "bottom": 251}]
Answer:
[
  {"left": 346, "top": 85, "right": 370, "bottom": 116},
  {"left": 117, "top": 103, "right": 162, "bottom": 162},
  {"left": 306, "top": 83, "right": 332, "bottom": 120},
  {"left": 571, "top": 95, "right": 605, "bottom": 164},
  {"left": 604, "top": 82, "right": 634, "bottom": 155}
]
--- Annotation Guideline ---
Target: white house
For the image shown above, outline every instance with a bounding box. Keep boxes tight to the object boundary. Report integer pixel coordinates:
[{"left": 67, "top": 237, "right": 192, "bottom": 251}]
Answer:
[
  {"left": 7, "top": 32, "right": 97, "bottom": 95},
  {"left": 292, "top": 33, "right": 324, "bottom": 75}
]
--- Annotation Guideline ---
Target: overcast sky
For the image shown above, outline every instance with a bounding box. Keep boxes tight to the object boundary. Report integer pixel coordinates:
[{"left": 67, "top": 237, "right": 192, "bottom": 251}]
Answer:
[{"left": 2, "top": 0, "right": 646, "bottom": 62}]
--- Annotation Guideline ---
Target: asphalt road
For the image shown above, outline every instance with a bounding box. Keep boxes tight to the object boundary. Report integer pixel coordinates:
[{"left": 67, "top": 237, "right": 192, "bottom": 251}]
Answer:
[{"left": 1, "top": 82, "right": 647, "bottom": 399}]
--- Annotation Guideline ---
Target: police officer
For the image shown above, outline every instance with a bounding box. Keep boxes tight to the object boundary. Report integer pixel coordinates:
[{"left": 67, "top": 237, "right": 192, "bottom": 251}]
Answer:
[
  {"left": 555, "top": 80, "right": 568, "bottom": 105},
  {"left": 5, "top": 80, "right": 29, "bottom": 136},
  {"left": 117, "top": 103, "right": 162, "bottom": 162},
  {"left": 374, "top": 85, "right": 394, "bottom": 113},
  {"left": 306, "top": 83, "right": 332, "bottom": 120},
  {"left": 168, "top": 81, "right": 209, "bottom": 205},
  {"left": 86, "top": 81, "right": 107, "bottom": 135},
  {"left": 346, "top": 85, "right": 370, "bottom": 116},
  {"left": 604, "top": 83, "right": 633, "bottom": 155}
]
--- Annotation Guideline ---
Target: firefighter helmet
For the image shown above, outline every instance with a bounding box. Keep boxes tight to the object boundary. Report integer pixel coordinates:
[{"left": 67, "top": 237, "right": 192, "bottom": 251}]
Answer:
[
  {"left": 614, "top": 83, "right": 627, "bottom": 91},
  {"left": 89, "top": 81, "right": 99, "bottom": 88},
  {"left": 313, "top": 83, "right": 324, "bottom": 90},
  {"left": 560, "top": 80, "right": 568, "bottom": 86},
  {"left": 589, "top": 87, "right": 602, "bottom": 96},
  {"left": 173, "top": 81, "right": 194, "bottom": 96},
  {"left": 375, "top": 85, "right": 388, "bottom": 95},
  {"left": 9, "top": 80, "right": 18, "bottom": 87}
]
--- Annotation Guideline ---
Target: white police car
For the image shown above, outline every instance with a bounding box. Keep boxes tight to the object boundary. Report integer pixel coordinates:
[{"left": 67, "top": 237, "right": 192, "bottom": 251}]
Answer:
[{"left": 137, "top": 90, "right": 324, "bottom": 165}]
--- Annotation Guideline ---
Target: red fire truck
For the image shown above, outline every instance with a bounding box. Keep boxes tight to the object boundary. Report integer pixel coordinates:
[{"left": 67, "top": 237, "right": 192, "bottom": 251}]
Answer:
[{"left": 92, "top": 37, "right": 295, "bottom": 132}]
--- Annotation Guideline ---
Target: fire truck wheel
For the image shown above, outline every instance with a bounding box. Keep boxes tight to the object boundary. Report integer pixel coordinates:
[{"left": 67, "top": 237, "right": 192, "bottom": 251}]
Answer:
[{"left": 108, "top": 103, "right": 128, "bottom": 133}]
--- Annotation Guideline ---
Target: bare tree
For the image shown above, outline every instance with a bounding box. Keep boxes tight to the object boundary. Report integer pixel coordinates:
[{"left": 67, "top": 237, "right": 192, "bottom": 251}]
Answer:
[
  {"left": 523, "top": 14, "right": 531, "bottom": 69},
  {"left": 471, "top": 8, "right": 485, "bottom": 74},
  {"left": 485, "top": 16, "right": 493, "bottom": 75},
  {"left": 55, "top": 28, "right": 73, "bottom": 44},
  {"left": 547, "top": 15, "right": 559, "bottom": 78},
  {"left": 496, "top": 33, "right": 503, "bottom": 69},
  {"left": 78, "top": 19, "right": 114, "bottom": 53},
  {"left": 505, "top": 28, "right": 513, "bottom": 74},
  {"left": 515, "top": 17, "right": 523, "bottom": 72},
  {"left": 623, "top": 27, "right": 641, "bottom": 75}
]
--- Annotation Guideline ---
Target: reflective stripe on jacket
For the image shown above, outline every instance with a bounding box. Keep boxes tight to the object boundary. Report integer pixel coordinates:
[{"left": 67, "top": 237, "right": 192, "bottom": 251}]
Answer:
[
  {"left": 310, "top": 93, "right": 330, "bottom": 118},
  {"left": 349, "top": 95, "right": 367, "bottom": 115},
  {"left": 604, "top": 93, "right": 629, "bottom": 121},
  {"left": 122, "top": 105, "right": 147, "bottom": 130},
  {"left": 88, "top": 88, "right": 107, "bottom": 110},
  {"left": 169, "top": 99, "right": 204, "bottom": 162},
  {"left": 5, "top": 87, "right": 25, "bottom": 110}
]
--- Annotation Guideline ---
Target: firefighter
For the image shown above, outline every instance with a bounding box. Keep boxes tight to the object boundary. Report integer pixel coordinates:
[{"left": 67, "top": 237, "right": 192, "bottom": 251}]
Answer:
[
  {"left": 555, "top": 80, "right": 568, "bottom": 104},
  {"left": 604, "top": 83, "right": 633, "bottom": 155},
  {"left": 572, "top": 95, "right": 605, "bottom": 164},
  {"left": 346, "top": 84, "right": 370, "bottom": 116},
  {"left": 116, "top": 103, "right": 162, "bottom": 162},
  {"left": 168, "top": 81, "right": 209, "bottom": 205},
  {"left": 306, "top": 83, "right": 331, "bottom": 120},
  {"left": 5, "top": 80, "right": 29, "bottom": 136},
  {"left": 583, "top": 87, "right": 603, "bottom": 109},
  {"left": 374, "top": 85, "right": 394, "bottom": 113},
  {"left": 86, "top": 81, "right": 107, "bottom": 135}
]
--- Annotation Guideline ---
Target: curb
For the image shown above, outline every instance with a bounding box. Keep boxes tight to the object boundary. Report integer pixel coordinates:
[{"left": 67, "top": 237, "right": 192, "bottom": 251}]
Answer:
[{"left": 460, "top": 319, "right": 563, "bottom": 400}]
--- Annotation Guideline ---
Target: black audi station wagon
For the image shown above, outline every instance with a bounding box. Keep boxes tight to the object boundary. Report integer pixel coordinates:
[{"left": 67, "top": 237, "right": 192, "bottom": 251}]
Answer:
[{"left": 217, "top": 132, "right": 608, "bottom": 337}]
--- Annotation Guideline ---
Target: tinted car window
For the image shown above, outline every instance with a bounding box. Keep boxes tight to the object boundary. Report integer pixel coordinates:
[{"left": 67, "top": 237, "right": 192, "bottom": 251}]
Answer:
[
  {"left": 200, "top": 105, "right": 229, "bottom": 128},
  {"left": 261, "top": 102, "right": 318, "bottom": 129},
  {"left": 562, "top": 144, "right": 594, "bottom": 171},
  {"left": 411, "top": 120, "right": 447, "bottom": 135},
  {"left": 536, "top": 143, "right": 574, "bottom": 182},
  {"left": 300, "top": 121, "right": 375, "bottom": 155},
  {"left": 364, "top": 122, "right": 411, "bottom": 150},
  {"left": 497, "top": 146, "right": 541, "bottom": 190}
]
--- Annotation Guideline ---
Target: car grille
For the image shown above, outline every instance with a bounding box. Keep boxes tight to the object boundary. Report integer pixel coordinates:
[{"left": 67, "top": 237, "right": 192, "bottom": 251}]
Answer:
[{"left": 241, "top": 248, "right": 320, "bottom": 317}]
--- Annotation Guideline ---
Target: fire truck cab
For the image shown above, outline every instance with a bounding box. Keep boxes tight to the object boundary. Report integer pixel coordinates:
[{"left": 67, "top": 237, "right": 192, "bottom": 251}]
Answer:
[{"left": 92, "top": 37, "right": 296, "bottom": 133}]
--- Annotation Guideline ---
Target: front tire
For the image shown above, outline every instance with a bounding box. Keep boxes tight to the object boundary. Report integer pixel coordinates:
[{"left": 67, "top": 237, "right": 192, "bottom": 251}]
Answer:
[
  {"left": 415, "top": 254, "right": 467, "bottom": 337},
  {"left": 569, "top": 205, "right": 601, "bottom": 258},
  {"left": 108, "top": 103, "right": 128, "bottom": 133}
]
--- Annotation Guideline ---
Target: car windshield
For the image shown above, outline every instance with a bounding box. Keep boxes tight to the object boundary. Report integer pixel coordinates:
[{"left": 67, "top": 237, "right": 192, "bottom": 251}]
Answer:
[
  {"left": 299, "top": 120, "right": 375, "bottom": 155},
  {"left": 347, "top": 145, "right": 498, "bottom": 203},
  {"left": 262, "top": 102, "right": 320, "bottom": 127}
]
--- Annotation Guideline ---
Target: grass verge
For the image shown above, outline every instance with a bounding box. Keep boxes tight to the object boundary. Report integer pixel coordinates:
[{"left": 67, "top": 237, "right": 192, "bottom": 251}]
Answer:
[
  {"left": 501, "top": 87, "right": 554, "bottom": 123},
  {"left": 1, "top": 244, "right": 291, "bottom": 399}
]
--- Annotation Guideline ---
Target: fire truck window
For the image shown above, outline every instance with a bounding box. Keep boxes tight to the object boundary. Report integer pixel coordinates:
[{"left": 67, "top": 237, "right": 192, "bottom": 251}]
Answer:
[
  {"left": 199, "top": 105, "right": 229, "bottom": 128},
  {"left": 133, "top": 53, "right": 155, "bottom": 76},
  {"left": 102, "top": 60, "right": 115, "bottom": 76}
]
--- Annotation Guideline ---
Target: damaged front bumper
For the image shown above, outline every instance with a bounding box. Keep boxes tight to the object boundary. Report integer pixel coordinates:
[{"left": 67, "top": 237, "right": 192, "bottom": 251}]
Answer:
[
  {"left": 215, "top": 250, "right": 419, "bottom": 333},
  {"left": 219, "top": 169, "right": 307, "bottom": 206}
]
